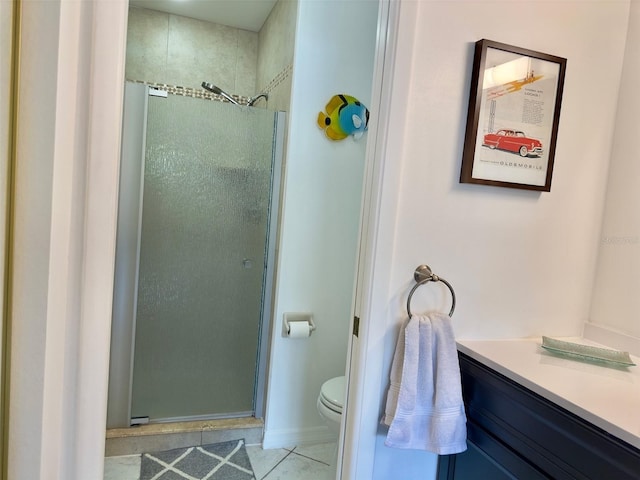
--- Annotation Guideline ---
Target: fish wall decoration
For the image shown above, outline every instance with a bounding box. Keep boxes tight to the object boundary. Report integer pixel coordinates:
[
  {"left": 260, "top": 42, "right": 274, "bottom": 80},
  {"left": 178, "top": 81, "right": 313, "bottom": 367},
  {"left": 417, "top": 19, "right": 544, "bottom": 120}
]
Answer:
[{"left": 317, "top": 94, "right": 369, "bottom": 141}]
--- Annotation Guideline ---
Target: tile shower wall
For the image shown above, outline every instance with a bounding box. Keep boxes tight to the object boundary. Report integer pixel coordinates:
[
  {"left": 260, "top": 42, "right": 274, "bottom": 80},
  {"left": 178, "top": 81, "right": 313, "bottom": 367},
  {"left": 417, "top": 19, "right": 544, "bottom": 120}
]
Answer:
[
  {"left": 125, "top": 1, "right": 297, "bottom": 112},
  {"left": 126, "top": 7, "right": 258, "bottom": 95},
  {"left": 257, "top": 0, "right": 297, "bottom": 112}
]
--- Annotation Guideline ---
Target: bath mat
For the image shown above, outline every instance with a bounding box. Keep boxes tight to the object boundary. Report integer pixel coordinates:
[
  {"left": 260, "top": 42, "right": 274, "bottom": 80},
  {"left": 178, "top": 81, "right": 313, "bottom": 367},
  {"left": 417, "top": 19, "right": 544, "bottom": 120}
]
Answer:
[{"left": 139, "top": 438, "right": 255, "bottom": 480}]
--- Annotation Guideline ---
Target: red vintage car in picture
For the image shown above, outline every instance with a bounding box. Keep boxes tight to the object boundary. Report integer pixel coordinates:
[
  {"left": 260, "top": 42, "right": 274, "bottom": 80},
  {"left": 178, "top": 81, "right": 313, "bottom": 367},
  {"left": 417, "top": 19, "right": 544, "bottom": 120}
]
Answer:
[{"left": 483, "top": 129, "right": 543, "bottom": 157}]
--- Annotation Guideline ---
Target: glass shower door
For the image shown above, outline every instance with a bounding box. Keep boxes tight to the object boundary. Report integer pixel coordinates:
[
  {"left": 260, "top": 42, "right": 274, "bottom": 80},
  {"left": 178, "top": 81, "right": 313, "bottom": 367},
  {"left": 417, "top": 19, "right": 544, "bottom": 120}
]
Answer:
[{"left": 130, "top": 94, "right": 278, "bottom": 421}]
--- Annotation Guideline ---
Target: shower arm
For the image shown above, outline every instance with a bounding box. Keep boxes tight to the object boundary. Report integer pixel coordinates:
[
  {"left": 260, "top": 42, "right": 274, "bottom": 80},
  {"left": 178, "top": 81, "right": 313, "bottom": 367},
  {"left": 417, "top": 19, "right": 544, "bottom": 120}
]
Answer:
[{"left": 248, "top": 93, "right": 269, "bottom": 107}]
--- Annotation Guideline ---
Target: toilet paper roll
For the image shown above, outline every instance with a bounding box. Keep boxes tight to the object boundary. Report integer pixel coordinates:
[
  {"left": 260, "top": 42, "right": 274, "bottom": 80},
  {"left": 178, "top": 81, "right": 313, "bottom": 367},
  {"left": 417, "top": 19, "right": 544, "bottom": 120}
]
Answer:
[{"left": 288, "top": 321, "right": 311, "bottom": 338}]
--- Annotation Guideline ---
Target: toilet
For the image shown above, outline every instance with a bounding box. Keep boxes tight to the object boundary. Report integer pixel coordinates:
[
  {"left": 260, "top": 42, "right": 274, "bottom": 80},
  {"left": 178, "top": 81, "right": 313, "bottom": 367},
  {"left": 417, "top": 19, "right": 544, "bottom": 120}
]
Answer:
[{"left": 317, "top": 376, "right": 346, "bottom": 435}]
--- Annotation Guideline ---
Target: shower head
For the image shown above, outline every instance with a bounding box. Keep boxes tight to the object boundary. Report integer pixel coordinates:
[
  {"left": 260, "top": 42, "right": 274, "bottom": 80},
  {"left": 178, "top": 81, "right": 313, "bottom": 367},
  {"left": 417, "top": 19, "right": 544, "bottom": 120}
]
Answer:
[
  {"left": 248, "top": 93, "right": 269, "bottom": 107},
  {"left": 201, "top": 81, "right": 240, "bottom": 105}
]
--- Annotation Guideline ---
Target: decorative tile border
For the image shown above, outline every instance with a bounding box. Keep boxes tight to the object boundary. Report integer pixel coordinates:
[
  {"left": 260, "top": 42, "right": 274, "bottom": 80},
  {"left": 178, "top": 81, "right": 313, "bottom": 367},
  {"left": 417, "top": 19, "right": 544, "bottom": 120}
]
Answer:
[
  {"left": 259, "top": 63, "right": 293, "bottom": 95},
  {"left": 125, "top": 79, "right": 250, "bottom": 104},
  {"left": 126, "top": 63, "right": 293, "bottom": 104}
]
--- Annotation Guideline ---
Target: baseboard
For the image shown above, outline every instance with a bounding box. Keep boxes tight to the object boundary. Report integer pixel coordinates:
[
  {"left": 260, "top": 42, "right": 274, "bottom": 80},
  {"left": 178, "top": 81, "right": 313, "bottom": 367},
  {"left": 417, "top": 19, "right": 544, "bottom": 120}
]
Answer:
[
  {"left": 262, "top": 425, "right": 337, "bottom": 450},
  {"left": 583, "top": 322, "right": 640, "bottom": 357}
]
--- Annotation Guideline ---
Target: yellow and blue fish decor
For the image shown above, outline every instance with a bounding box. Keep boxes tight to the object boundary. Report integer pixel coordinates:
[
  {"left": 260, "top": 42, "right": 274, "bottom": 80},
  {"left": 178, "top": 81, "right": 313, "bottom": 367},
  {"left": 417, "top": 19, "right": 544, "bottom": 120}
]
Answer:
[{"left": 317, "top": 94, "right": 369, "bottom": 141}]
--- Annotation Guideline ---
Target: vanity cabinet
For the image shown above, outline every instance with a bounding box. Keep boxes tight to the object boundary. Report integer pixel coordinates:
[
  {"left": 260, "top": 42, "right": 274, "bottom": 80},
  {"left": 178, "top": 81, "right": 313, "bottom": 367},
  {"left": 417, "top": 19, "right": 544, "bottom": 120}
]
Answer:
[{"left": 437, "top": 352, "right": 640, "bottom": 480}]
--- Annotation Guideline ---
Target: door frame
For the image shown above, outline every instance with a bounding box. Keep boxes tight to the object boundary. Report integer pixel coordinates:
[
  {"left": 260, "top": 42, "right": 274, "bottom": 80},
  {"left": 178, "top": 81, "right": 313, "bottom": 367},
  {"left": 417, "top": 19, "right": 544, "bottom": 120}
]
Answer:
[
  {"left": 1, "top": 0, "right": 20, "bottom": 477},
  {"left": 341, "top": 0, "right": 416, "bottom": 477},
  {"left": 8, "top": 1, "right": 128, "bottom": 477}
]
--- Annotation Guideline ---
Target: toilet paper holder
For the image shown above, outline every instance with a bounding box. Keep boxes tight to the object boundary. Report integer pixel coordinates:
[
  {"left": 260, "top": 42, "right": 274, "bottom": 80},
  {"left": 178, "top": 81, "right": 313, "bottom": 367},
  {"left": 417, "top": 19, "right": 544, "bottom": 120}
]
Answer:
[{"left": 283, "top": 312, "right": 316, "bottom": 337}]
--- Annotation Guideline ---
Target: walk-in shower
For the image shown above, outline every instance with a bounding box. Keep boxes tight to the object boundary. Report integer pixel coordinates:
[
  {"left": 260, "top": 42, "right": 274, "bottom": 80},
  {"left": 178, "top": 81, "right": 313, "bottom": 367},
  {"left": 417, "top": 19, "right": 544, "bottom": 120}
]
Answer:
[
  {"left": 107, "top": 82, "right": 284, "bottom": 427},
  {"left": 201, "top": 81, "right": 269, "bottom": 107}
]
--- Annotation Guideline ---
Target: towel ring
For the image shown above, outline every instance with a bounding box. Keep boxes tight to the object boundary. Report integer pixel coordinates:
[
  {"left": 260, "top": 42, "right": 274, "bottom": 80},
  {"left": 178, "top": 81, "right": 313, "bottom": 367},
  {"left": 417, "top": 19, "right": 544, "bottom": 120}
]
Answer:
[{"left": 406, "top": 265, "right": 456, "bottom": 318}]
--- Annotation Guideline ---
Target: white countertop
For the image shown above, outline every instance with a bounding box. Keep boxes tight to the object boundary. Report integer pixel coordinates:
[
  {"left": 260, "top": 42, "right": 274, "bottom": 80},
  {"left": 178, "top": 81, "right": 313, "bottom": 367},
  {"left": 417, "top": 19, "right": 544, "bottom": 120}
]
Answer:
[{"left": 456, "top": 337, "right": 640, "bottom": 450}]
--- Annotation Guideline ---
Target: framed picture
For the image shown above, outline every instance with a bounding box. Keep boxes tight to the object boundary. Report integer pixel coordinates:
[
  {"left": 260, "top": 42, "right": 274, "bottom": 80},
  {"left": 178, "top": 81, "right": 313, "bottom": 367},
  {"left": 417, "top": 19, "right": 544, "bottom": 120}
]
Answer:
[{"left": 460, "top": 39, "right": 567, "bottom": 191}]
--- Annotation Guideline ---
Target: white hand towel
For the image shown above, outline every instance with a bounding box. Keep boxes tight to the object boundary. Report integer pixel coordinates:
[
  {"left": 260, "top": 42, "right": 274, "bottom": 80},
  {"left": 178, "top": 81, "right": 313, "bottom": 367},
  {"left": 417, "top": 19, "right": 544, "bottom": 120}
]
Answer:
[{"left": 382, "top": 312, "right": 467, "bottom": 454}]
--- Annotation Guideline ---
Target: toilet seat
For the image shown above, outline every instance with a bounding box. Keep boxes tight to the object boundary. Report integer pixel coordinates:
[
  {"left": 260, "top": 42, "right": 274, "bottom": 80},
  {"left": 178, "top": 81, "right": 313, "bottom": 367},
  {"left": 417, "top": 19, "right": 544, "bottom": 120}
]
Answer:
[{"left": 319, "top": 376, "right": 345, "bottom": 414}]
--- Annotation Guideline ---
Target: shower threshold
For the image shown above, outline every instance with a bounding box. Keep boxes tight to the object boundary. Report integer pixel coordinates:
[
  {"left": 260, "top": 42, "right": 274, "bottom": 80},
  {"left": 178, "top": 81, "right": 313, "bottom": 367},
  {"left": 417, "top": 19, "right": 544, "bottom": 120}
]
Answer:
[
  {"left": 105, "top": 417, "right": 264, "bottom": 457},
  {"left": 145, "top": 410, "right": 255, "bottom": 425}
]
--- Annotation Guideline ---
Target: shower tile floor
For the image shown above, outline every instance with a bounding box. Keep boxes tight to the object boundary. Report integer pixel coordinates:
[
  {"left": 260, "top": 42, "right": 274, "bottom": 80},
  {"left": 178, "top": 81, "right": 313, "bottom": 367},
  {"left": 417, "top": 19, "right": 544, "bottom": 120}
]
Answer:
[{"left": 104, "top": 442, "right": 337, "bottom": 480}]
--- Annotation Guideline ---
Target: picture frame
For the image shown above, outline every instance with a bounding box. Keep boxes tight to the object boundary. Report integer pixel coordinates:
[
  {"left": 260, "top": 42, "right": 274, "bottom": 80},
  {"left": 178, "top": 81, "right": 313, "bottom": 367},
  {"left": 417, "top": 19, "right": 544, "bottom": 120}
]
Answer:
[{"left": 460, "top": 39, "right": 567, "bottom": 192}]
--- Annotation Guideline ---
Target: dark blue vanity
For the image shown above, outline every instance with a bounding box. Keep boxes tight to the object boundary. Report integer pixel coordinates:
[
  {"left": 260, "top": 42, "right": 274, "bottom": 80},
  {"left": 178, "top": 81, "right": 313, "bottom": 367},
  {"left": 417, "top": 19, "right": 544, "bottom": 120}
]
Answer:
[{"left": 437, "top": 341, "right": 640, "bottom": 479}]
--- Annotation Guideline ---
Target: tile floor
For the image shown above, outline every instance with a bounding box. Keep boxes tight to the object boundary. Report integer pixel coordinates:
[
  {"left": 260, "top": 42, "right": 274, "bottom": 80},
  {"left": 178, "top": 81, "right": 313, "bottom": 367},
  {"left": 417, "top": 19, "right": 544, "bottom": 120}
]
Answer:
[{"left": 104, "top": 441, "right": 337, "bottom": 480}]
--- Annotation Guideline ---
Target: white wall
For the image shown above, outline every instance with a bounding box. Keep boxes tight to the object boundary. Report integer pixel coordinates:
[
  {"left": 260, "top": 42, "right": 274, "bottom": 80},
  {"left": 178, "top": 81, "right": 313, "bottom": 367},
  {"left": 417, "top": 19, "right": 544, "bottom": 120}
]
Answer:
[
  {"left": 9, "top": 1, "right": 127, "bottom": 478},
  {"left": 263, "top": 0, "right": 379, "bottom": 448},
  {"left": 589, "top": 1, "right": 640, "bottom": 350},
  {"left": 365, "top": 0, "right": 630, "bottom": 478},
  {"left": 9, "top": 2, "right": 60, "bottom": 477}
]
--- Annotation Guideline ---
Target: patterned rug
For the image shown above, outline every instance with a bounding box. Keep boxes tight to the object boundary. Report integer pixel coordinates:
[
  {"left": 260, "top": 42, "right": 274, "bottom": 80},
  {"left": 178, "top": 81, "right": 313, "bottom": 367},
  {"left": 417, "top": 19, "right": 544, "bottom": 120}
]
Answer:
[{"left": 139, "top": 439, "right": 255, "bottom": 480}]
